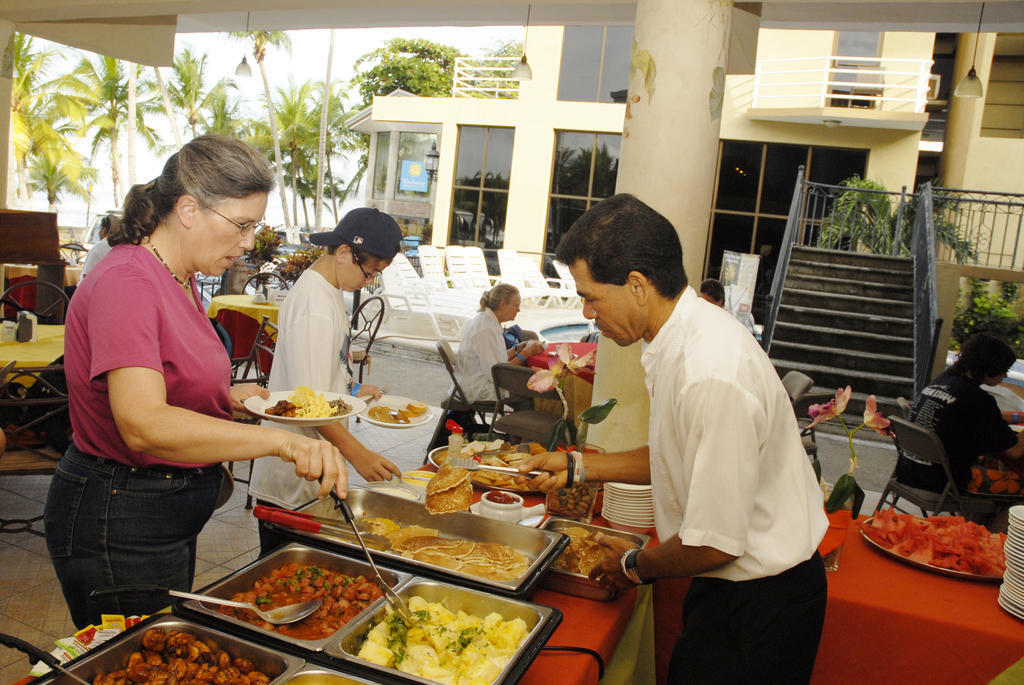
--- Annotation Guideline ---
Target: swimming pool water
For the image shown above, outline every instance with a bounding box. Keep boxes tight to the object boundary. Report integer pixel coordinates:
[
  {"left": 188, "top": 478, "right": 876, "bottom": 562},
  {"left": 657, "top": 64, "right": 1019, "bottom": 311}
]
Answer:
[{"left": 541, "top": 323, "right": 592, "bottom": 342}]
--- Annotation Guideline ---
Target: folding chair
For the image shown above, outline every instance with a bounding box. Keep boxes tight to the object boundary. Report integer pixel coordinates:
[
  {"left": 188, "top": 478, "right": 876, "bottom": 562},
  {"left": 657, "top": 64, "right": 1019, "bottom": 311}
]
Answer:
[
  {"left": 350, "top": 295, "right": 385, "bottom": 384},
  {"left": 781, "top": 370, "right": 814, "bottom": 401},
  {"left": 426, "top": 340, "right": 496, "bottom": 457},
  {"left": 875, "top": 416, "right": 1008, "bottom": 518},
  {"left": 488, "top": 362, "right": 562, "bottom": 445}
]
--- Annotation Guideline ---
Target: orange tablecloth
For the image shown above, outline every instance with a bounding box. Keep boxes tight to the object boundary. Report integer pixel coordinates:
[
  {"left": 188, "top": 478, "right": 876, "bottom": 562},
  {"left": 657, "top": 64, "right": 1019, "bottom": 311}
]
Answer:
[{"left": 811, "top": 520, "right": 1024, "bottom": 684}]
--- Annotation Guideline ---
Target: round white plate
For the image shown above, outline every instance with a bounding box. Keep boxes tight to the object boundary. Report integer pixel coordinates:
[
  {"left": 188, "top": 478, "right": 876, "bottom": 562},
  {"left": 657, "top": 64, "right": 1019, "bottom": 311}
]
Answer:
[
  {"left": 244, "top": 391, "right": 366, "bottom": 426},
  {"left": 360, "top": 395, "right": 433, "bottom": 428}
]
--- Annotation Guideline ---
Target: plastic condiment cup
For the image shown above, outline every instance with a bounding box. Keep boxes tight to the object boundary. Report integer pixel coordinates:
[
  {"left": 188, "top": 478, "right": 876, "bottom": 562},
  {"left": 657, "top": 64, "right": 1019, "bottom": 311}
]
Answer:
[{"left": 478, "top": 490, "right": 525, "bottom": 522}]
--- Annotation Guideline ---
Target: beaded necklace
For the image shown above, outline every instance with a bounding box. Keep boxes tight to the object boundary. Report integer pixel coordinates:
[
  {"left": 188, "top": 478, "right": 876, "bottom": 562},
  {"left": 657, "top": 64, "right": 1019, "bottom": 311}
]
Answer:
[{"left": 147, "top": 242, "right": 190, "bottom": 289}]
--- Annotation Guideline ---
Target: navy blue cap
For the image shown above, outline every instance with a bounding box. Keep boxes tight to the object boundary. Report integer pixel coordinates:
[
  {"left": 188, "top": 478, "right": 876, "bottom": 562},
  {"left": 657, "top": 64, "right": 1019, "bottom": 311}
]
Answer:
[{"left": 309, "top": 207, "right": 402, "bottom": 259}]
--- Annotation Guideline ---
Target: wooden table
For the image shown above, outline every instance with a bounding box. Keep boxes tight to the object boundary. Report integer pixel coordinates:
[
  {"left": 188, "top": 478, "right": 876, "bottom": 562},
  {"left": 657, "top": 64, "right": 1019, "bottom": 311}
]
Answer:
[{"left": 0, "top": 324, "right": 65, "bottom": 367}]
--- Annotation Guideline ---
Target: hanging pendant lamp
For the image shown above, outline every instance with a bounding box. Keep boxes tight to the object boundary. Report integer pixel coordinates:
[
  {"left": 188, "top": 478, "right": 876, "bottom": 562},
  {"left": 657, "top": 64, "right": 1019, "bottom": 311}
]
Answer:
[
  {"left": 954, "top": 3, "right": 986, "bottom": 99},
  {"left": 235, "top": 12, "right": 253, "bottom": 78},
  {"left": 513, "top": 5, "right": 533, "bottom": 81}
]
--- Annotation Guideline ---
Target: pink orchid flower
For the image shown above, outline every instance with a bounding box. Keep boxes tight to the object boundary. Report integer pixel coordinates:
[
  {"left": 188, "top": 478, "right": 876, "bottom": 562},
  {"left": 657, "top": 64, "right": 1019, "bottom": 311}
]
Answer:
[
  {"left": 807, "top": 385, "right": 852, "bottom": 429},
  {"left": 527, "top": 360, "right": 563, "bottom": 392},
  {"left": 862, "top": 395, "right": 891, "bottom": 436},
  {"left": 556, "top": 343, "right": 596, "bottom": 373}
]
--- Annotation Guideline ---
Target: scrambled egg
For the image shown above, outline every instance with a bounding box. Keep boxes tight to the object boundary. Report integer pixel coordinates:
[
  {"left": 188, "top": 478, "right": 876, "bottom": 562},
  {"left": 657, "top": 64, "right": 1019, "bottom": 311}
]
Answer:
[
  {"left": 289, "top": 386, "right": 337, "bottom": 418},
  {"left": 356, "top": 596, "right": 529, "bottom": 685}
]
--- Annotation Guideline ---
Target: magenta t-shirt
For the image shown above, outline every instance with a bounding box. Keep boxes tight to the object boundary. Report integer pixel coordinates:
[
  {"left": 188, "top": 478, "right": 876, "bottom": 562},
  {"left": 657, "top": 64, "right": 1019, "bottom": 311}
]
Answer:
[{"left": 65, "top": 244, "right": 232, "bottom": 467}]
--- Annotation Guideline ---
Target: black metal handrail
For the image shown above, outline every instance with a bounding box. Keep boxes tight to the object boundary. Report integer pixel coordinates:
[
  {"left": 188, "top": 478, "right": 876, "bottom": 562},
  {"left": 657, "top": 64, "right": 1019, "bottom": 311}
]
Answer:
[
  {"left": 762, "top": 165, "right": 806, "bottom": 352},
  {"left": 911, "top": 183, "right": 943, "bottom": 395}
]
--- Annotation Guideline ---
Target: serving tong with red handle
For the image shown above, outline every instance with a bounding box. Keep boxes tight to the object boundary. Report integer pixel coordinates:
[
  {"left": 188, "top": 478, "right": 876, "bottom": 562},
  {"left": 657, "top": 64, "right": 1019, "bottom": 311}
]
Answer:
[{"left": 252, "top": 505, "right": 391, "bottom": 549}]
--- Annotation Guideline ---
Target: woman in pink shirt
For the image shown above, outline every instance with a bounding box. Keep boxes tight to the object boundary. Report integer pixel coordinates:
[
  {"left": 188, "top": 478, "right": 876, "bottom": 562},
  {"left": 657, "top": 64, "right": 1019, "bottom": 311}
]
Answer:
[{"left": 43, "top": 135, "right": 344, "bottom": 628}]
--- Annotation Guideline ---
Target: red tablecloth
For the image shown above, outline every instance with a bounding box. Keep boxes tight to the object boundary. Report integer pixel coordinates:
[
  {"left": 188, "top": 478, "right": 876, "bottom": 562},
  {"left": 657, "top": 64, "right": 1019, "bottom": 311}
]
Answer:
[
  {"left": 527, "top": 342, "right": 597, "bottom": 384},
  {"left": 811, "top": 520, "right": 1024, "bottom": 684}
]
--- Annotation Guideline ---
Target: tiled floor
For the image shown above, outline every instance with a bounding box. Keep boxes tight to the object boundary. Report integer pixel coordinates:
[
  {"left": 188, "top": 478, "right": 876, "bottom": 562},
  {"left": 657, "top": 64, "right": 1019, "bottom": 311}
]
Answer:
[{"left": 0, "top": 416, "right": 437, "bottom": 685}]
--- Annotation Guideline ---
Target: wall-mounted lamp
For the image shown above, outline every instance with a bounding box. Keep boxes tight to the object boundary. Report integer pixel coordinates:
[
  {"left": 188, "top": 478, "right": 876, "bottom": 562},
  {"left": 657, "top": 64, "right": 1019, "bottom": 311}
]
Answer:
[
  {"left": 424, "top": 141, "right": 440, "bottom": 182},
  {"left": 954, "top": 2, "right": 985, "bottom": 98},
  {"left": 513, "top": 5, "right": 533, "bottom": 81},
  {"left": 823, "top": 119, "right": 842, "bottom": 128},
  {"left": 235, "top": 12, "right": 253, "bottom": 78}
]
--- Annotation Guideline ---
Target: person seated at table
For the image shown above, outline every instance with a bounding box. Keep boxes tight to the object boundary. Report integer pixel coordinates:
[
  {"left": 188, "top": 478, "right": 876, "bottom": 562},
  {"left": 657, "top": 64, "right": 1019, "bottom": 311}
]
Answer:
[
  {"left": 248, "top": 208, "right": 404, "bottom": 555},
  {"left": 698, "top": 277, "right": 725, "bottom": 307},
  {"left": 896, "top": 333, "right": 1024, "bottom": 502},
  {"left": 43, "top": 134, "right": 344, "bottom": 629},
  {"left": 80, "top": 212, "right": 122, "bottom": 278}
]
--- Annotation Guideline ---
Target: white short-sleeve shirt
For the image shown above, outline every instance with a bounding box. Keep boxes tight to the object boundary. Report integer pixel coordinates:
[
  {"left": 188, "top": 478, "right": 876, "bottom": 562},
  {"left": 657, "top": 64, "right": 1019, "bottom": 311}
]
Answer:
[
  {"left": 454, "top": 308, "right": 506, "bottom": 403},
  {"left": 248, "top": 268, "right": 351, "bottom": 508},
  {"left": 641, "top": 287, "right": 827, "bottom": 581}
]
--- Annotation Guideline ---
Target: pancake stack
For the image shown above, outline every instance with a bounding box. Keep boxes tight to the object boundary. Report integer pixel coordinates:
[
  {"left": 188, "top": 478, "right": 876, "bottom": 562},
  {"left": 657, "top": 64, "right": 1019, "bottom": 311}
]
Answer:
[{"left": 425, "top": 464, "right": 472, "bottom": 513}]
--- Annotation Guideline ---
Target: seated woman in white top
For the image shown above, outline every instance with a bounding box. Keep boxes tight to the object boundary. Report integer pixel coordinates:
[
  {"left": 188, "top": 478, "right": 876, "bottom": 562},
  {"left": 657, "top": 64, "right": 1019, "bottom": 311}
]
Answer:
[{"left": 454, "top": 284, "right": 545, "bottom": 404}]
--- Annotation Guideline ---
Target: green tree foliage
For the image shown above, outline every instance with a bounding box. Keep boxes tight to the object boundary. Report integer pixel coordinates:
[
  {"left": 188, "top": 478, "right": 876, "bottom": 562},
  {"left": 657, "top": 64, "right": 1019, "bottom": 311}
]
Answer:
[
  {"left": 953, "top": 279, "right": 1024, "bottom": 357},
  {"left": 28, "top": 155, "right": 97, "bottom": 212},
  {"left": 351, "top": 38, "right": 462, "bottom": 105},
  {"left": 167, "top": 47, "right": 235, "bottom": 139},
  {"left": 816, "top": 176, "right": 976, "bottom": 262}
]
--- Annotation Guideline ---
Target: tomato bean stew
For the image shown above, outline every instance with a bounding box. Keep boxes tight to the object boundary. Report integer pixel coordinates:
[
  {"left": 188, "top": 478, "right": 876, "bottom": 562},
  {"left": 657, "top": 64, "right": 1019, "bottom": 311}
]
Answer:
[{"left": 218, "top": 563, "right": 383, "bottom": 640}]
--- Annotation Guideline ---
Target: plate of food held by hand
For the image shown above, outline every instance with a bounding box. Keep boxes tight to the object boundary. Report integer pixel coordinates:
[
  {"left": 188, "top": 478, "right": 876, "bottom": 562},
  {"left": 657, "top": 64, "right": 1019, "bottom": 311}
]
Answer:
[
  {"left": 360, "top": 395, "right": 432, "bottom": 428},
  {"left": 244, "top": 386, "right": 366, "bottom": 426}
]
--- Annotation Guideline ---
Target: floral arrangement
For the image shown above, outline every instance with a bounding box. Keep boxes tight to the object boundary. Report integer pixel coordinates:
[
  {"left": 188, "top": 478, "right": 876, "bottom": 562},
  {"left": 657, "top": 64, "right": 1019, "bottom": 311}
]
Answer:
[
  {"left": 527, "top": 343, "right": 617, "bottom": 451},
  {"left": 246, "top": 228, "right": 283, "bottom": 268},
  {"left": 278, "top": 246, "right": 325, "bottom": 284},
  {"left": 807, "top": 385, "right": 891, "bottom": 518}
]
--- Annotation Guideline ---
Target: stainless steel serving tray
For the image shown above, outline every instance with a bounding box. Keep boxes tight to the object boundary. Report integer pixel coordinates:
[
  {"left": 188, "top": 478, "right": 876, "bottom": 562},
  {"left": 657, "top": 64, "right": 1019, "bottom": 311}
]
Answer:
[
  {"left": 273, "top": 489, "right": 569, "bottom": 598},
  {"left": 279, "top": 664, "right": 388, "bottom": 685},
  {"left": 324, "top": 578, "right": 562, "bottom": 685},
  {"left": 540, "top": 518, "right": 651, "bottom": 601},
  {"left": 176, "top": 543, "right": 413, "bottom": 652},
  {"left": 36, "top": 615, "right": 305, "bottom": 685}
]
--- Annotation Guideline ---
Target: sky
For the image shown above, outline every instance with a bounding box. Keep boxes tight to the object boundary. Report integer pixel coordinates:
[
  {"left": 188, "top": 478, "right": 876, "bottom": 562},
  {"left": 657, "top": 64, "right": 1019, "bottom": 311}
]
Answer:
[{"left": 29, "top": 24, "right": 524, "bottom": 231}]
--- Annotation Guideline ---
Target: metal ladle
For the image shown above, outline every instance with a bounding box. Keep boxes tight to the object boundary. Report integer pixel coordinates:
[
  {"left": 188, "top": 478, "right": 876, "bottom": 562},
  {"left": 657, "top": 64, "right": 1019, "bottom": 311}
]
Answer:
[{"left": 169, "top": 589, "right": 322, "bottom": 625}]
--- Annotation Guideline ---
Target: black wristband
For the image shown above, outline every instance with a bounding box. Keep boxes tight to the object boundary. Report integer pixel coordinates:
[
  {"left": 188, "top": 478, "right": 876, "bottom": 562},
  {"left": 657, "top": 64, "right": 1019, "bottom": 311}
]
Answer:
[{"left": 564, "top": 451, "right": 575, "bottom": 488}]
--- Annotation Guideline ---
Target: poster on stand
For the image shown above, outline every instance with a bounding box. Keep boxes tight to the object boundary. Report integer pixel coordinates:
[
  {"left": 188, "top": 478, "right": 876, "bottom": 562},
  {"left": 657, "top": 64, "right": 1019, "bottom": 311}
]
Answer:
[{"left": 720, "top": 250, "right": 760, "bottom": 332}]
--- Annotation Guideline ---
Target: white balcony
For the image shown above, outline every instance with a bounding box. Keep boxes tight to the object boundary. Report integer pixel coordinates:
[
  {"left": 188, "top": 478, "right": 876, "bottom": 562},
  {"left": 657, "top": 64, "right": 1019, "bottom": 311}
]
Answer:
[
  {"left": 452, "top": 56, "right": 522, "bottom": 99},
  {"left": 748, "top": 55, "right": 934, "bottom": 131}
]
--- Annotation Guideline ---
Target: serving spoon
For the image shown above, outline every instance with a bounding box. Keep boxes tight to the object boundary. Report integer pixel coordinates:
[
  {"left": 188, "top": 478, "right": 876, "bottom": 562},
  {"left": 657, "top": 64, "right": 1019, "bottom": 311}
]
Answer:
[{"left": 169, "top": 589, "right": 322, "bottom": 625}]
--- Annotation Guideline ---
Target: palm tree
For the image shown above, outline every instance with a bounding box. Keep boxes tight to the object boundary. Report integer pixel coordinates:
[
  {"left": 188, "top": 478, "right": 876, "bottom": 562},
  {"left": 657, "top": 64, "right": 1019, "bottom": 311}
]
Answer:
[
  {"left": 28, "top": 154, "right": 97, "bottom": 212},
  {"left": 315, "top": 29, "right": 335, "bottom": 229},
  {"left": 204, "top": 89, "right": 250, "bottom": 139},
  {"left": 273, "top": 78, "right": 320, "bottom": 228},
  {"left": 70, "top": 54, "right": 162, "bottom": 206},
  {"left": 9, "top": 33, "right": 87, "bottom": 209},
  {"left": 153, "top": 66, "right": 183, "bottom": 148},
  {"left": 168, "top": 48, "right": 235, "bottom": 139},
  {"left": 231, "top": 28, "right": 293, "bottom": 232}
]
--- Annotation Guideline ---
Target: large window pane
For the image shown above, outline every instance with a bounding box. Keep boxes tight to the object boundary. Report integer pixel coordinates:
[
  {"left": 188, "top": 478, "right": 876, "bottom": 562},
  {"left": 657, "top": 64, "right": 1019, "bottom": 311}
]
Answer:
[
  {"left": 478, "top": 191, "right": 508, "bottom": 250},
  {"left": 546, "top": 197, "right": 588, "bottom": 255},
  {"left": 706, "top": 214, "right": 754, "bottom": 279},
  {"left": 807, "top": 147, "right": 868, "bottom": 186},
  {"left": 716, "top": 141, "right": 761, "bottom": 212},
  {"left": 450, "top": 189, "right": 479, "bottom": 244},
  {"left": 484, "top": 128, "right": 514, "bottom": 190},
  {"left": 601, "top": 26, "right": 634, "bottom": 103},
  {"left": 760, "top": 145, "right": 807, "bottom": 215},
  {"left": 455, "top": 126, "right": 486, "bottom": 186},
  {"left": 395, "top": 132, "right": 435, "bottom": 201},
  {"left": 558, "top": 26, "right": 603, "bottom": 101},
  {"left": 553, "top": 132, "right": 594, "bottom": 197},
  {"left": 372, "top": 132, "right": 390, "bottom": 199},
  {"left": 592, "top": 134, "right": 621, "bottom": 198}
]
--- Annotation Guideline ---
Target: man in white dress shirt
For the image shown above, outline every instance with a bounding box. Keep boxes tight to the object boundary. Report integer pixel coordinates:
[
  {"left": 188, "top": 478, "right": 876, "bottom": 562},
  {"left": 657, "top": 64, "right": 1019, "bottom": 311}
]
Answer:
[{"left": 522, "top": 194, "right": 828, "bottom": 684}]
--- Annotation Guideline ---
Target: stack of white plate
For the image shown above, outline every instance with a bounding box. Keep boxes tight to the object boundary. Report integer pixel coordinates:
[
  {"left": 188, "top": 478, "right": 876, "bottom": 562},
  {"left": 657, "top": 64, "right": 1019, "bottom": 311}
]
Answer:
[
  {"left": 601, "top": 482, "right": 655, "bottom": 531},
  {"left": 998, "top": 505, "right": 1024, "bottom": 621}
]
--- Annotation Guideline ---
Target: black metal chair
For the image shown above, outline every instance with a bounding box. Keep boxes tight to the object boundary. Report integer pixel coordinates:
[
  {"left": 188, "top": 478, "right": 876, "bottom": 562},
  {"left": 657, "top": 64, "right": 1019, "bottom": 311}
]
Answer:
[
  {"left": 350, "top": 295, "right": 385, "bottom": 384},
  {"left": 426, "top": 340, "right": 496, "bottom": 456},
  {"left": 231, "top": 315, "right": 278, "bottom": 388},
  {"left": 242, "top": 270, "right": 289, "bottom": 296},
  {"left": 488, "top": 362, "right": 562, "bottom": 445},
  {"left": 0, "top": 360, "right": 70, "bottom": 457},
  {"left": 1, "top": 279, "right": 71, "bottom": 325},
  {"left": 875, "top": 416, "right": 1011, "bottom": 518}
]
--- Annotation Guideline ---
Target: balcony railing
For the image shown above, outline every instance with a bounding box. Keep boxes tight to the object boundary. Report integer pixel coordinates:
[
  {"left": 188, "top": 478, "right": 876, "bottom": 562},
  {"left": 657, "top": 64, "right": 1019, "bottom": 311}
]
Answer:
[
  {"left": 752, "top": 55, "right": 934, "bottom": 113},
  {"left": 452, "top": 57, "right": 521, "bottom": 99}
]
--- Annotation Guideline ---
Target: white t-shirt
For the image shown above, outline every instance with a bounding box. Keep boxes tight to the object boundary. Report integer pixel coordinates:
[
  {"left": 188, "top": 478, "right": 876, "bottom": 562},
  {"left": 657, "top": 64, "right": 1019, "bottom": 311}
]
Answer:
[
  {"left": 454, "top": 308, "right": 506, "bottom": 403},
  {"left": 248, "top": 268, "right": 351, "bottom": 508},
  {"left": 80, "top": 239, "right": 114, "bottom": 277},
  {"left": 641, "top": 286, "right": 827, "bottom": 581}
]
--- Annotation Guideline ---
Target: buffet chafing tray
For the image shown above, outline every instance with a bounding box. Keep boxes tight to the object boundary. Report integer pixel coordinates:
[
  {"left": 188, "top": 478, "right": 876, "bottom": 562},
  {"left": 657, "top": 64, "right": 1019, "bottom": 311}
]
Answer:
[
  {"left": 35, "top": 615, "right": 305, "bottom": 685},
  {"left": 324, "top": 578, "right": 562, "bottom": 685},
  {"left": 540, "top": 517, "right": 651, "bottom": 601},
  {"left": 175, "top": 543, "right": 413, "bottom": 653},
  {"left": 279, "top": 664, "right": 388, "bottom": 685},
  {"left": 270, "top": 489, "right": 568, "bottom": 598}
]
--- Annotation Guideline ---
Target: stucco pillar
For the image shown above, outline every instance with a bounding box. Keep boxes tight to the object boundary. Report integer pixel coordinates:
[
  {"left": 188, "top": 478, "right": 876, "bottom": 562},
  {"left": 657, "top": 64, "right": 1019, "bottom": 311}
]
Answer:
[
  {"left": 588, "top": 0, "right": 732, "bottom": 451},
  {"left": 0, "top": 21, "right": 15, "bottom": 209}
]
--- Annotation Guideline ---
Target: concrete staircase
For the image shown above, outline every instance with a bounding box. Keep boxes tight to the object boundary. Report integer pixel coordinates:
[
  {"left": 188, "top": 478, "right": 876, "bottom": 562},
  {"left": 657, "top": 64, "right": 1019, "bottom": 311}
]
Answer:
[{"left": 770, "top": 246, "right": 915, "bottom": 417}]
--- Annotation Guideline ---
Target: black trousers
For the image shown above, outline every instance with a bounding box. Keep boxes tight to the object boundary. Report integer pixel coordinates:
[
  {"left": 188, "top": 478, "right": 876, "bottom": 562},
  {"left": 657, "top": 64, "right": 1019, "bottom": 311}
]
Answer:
[{"left": 667, "top": 551, "right": 827, "bottom": 685}]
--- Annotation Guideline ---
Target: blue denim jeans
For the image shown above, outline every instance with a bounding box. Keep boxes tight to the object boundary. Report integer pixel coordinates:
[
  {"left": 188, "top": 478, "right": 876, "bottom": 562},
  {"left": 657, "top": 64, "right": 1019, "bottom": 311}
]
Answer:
[{"left": 44, "top": 444, "right": 221, "bottom": 628}]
